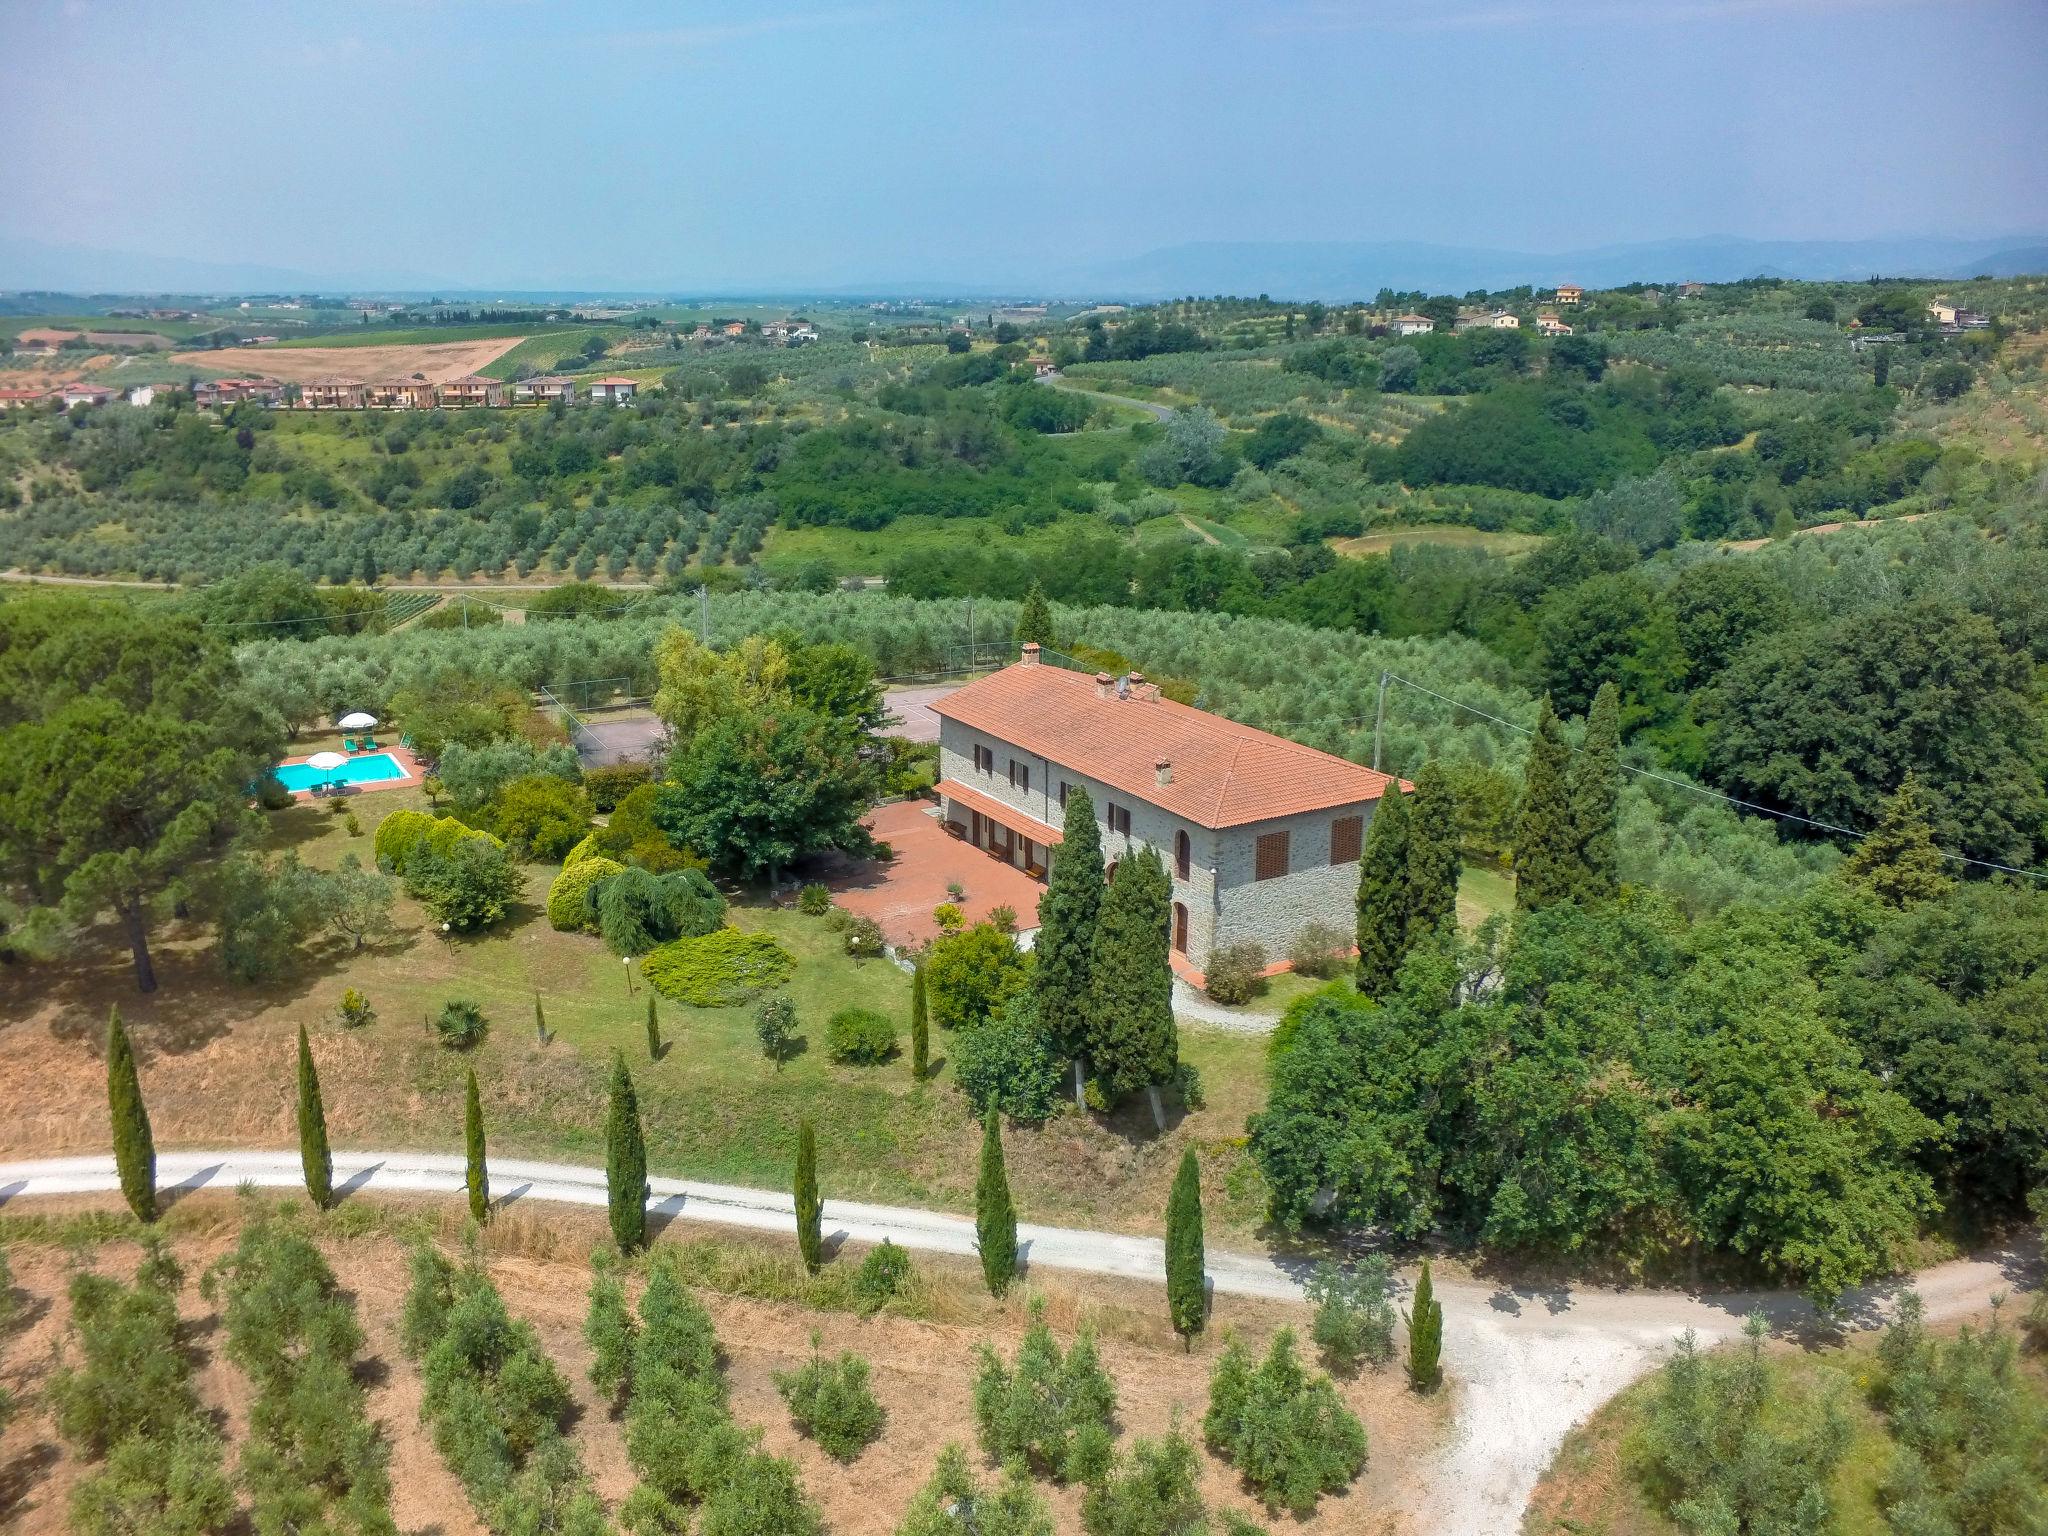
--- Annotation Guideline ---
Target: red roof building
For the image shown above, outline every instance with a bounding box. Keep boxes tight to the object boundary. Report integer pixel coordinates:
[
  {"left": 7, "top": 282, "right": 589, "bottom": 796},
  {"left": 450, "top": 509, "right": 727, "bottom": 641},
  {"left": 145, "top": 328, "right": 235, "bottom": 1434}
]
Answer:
[{"left": 931, "top": 646, "right": 1401, "bottom": 980}]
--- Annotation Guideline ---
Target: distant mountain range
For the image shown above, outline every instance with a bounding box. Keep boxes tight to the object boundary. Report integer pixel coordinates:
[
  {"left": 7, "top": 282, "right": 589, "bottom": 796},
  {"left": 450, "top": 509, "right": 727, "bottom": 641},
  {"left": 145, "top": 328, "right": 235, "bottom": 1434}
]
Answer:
[
  {"left": 1032, "top": 235, "right": 2048, "bottom": 300},
  {"left": 2, "top": 232, "right": 2043, "bottom": 304}
]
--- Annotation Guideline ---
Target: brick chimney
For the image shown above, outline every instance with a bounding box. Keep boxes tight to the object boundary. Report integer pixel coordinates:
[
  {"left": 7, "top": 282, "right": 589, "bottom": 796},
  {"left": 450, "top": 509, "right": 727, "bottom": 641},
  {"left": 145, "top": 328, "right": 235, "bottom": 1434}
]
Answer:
[
  {"left": 1155, "top": 759, "right": 1172, "bottom": 787},
  {"left": 1095, "top": 671, "right": 1113, "bottom": 699},
  {"left": 1020, "top": 642, "right": 1041, "bottom": 666}
]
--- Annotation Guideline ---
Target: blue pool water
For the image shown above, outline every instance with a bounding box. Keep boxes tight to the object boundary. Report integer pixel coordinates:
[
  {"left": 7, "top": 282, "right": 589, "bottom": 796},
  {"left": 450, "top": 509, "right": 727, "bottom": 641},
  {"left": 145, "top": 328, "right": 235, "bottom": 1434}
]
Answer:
[{"left": 273, "top": 752, "right": 406, "bottom": 792}]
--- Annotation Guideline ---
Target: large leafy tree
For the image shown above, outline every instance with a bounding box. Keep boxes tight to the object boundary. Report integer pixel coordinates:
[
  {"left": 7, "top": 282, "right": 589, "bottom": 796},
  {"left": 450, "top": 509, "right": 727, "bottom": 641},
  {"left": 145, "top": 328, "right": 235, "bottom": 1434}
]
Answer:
[
  {"left": 1703, "top": 598, "right": 2048, "bottom": 864},
  {"left": 1535, "top": 570, "right": 1684, "bottom": 729},
  {"left": 0, "top": 596, "right": 285, "bottom": 991},
  {"left": 1826, "top": 880, "right": 2048, "bottom": 1210},
  {"left": 1840, "top": 772, "right": 1954, "bottom": 908},
  {"left": 656, "top": 704, "right": 878, "bottom": 884}
]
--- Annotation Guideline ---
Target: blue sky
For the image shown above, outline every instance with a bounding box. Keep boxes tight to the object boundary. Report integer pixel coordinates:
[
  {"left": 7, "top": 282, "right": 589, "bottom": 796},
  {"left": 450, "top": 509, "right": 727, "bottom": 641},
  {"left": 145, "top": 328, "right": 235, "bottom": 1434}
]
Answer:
[{"left": 0, "top": 0, "right": 2043, "bottom": 289}]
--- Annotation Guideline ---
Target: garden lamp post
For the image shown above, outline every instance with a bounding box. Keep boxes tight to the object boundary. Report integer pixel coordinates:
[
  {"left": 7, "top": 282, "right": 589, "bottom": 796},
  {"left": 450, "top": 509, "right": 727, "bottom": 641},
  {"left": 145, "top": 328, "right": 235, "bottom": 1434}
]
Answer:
[{"left": 623, "top": 955, "right": 635, "bottom": 997}]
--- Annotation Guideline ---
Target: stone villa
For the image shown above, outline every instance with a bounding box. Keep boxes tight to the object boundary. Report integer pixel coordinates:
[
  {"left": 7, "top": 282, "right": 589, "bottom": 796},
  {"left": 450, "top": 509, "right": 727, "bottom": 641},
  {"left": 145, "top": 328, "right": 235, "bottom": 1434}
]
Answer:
[{"left": 933, "top": 645, "right": 1401, "bottom": 981}]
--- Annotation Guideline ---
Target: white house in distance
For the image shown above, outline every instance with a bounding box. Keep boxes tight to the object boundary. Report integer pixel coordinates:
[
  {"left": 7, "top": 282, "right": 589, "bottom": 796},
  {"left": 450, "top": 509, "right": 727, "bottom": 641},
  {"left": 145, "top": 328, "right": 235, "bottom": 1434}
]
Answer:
[
  {"left": 587, "top": 376, "right": 638, "bottom": 404},
  {"left": 931, "top": 645, "right": 1402, "bottom": 983},
  {"left": 1554, "top": 283, "right": 1583, "bottom": 305},
  {"left": 1391, "top": 313, "right": 1434, "bottom": 336},
  {"left": 1536, "top": 313, "right": 1574, "bottom": 336}
]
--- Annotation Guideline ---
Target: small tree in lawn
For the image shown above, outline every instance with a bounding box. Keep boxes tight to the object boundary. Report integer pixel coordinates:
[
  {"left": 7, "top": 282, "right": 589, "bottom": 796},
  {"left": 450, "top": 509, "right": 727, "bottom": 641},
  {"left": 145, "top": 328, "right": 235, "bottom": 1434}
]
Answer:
[
  {"left": 605, "top": 1052, "right": 649, "bottom": 1253},
  {"left": 464, "top": 1066, "right": 489, "bottom": 1223},
  {"left": 533, "top": 993, "right": 548, "bottom": 1045},
  {"left": 795, "top": 1120, "right": 822, "bottom": 1275},
  {"left": 1353, "top": 786, "right": 1411, "bottom": 998},
  {"left": 756, "top": 994, "right": 800, "bottom": 1069},
  {"left": 976, "top": 1108, "right": 1018, "bottom": 1296},
  {"left": 1165, "top": 1149, "right": 1205, "bottom": 1347},
  {"left": 644, "top": 994, "right": 661, "bottom": 1061},
  {"left": 1088, "top": 846, "right": 1177, "bottom": 1128},
  {"left": 1035, "top": 785, "right": 1104, "bottom": 1104},
  {"left": 909, "top": 962, "right": 930, "bottom": 1081},
  {"left": 585, "top": 1250, "right": 637, "bottom": 1409},
  {"left": 296, "top": 1024, "right": 332, "bottom": 1211},
  {"left": 106, "top": 1007, "right": 155, "bottom": 1223},
  {"left": 1405, "top": 1260, "right": 1443, "bottom": 1393}
]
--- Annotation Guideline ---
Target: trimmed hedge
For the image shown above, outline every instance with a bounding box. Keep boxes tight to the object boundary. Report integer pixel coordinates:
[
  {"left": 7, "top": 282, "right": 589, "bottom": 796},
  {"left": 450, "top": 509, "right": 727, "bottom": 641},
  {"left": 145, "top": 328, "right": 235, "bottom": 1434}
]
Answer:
[
  {"left": 374, "top": 808, "right": 437, "bottom": 872},
  {"left": 825, "top": 1007, "right": 897, "bottom": 1065},
  {"left": 643, "top": 928, "right": 795, "bottom": 1007},
  {"left": 562, "top": 833, "right": 598, "bottom": 869},
  {"left": 547, "top": 855, "right": 623, "bottom": 932}
]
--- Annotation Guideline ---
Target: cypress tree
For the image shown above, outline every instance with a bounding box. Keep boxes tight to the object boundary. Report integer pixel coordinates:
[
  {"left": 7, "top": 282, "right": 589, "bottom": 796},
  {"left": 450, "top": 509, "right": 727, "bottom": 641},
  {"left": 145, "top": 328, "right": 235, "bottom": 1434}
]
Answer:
[
  {"left": 1843, "top": 771, "right": 1955, "bottom": 908},
  {"left": 604, "top": 1052, "right": 648, "bottom": 1253},
  {"left": 975, "top": 1107, "right": 1017, "bottom": 1296},
  {"left": 1088, "top": 846, "right": 1177, "bottom": 1124},
  {"left": 1514, "top": 696, "right": 1580, "bottom": 911},
  {"left": 910, "top": 962, "right": 930, "bottom": 1081},
  {"left": 1164, "top": 1149, "right": 1205, "bottom": 1347},
  {"left": 296, "top": 1024, "right": 332, "bottom": 1211},
  {"left": 644, "top": 994, "right": 661, "bottom": 1061},
  {"left": 1406, "top": 1260, "right": 1443, "bottom": 1393},
  {"left": 1405, "top": 760, "right": 1460, "bottom": 944},
  {"left": 1013, "top": 581, "right": 1055, "bottom": 648},
  {"left": 794, "top": 1120, "right": 822, "bottom": 1276},
  {"left": 464, "top": 1067, "right": 489, "bottom": 1224},
  {"left": 1570, "top": 682, "right": 1622, "bottom": 904},
  {"left": 1034, "top": 784, "right": 1104, "bottom": 1096},
  {"left": 534, "top": 993, "right": 548, "bottom": 1045},
  {"left": 105, "top": 1006, "right": 155, "bottom": 1223},
  {"left": 1354, "top": 786, "right": 1412, "bottom": 998}
]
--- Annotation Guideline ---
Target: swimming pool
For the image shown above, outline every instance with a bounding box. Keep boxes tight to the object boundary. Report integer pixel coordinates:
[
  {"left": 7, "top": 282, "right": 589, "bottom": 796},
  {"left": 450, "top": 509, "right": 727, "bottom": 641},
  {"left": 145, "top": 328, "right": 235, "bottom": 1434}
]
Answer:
[{"left": 272, "top": 753, "right": 407, "bottom": 792}]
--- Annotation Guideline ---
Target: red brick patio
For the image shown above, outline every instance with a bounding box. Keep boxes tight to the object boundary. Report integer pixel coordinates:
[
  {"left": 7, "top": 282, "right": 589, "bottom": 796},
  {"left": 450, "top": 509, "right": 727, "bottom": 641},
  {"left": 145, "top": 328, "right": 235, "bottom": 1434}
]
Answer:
[{"left": 824, "top": 799, "right": 1046, "bottom": 950}]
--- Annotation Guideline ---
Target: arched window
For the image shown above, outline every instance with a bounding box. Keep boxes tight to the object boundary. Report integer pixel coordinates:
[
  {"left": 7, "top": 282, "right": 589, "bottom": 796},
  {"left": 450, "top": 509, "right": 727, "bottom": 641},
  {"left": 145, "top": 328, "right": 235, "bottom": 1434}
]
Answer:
[
  {"left": 1174, "top": 829, "right": 1191, "bottom": 881},
  {"left": 1172, "top": 901, "right": 1189, "bottom": 953}
]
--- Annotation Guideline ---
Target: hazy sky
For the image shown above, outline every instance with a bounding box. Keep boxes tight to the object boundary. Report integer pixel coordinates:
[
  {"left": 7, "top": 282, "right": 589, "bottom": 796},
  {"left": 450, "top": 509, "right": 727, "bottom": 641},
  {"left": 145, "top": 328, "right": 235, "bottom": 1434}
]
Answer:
[{"left": 1, "top": 0, "right": 2043, "bottom": 289}]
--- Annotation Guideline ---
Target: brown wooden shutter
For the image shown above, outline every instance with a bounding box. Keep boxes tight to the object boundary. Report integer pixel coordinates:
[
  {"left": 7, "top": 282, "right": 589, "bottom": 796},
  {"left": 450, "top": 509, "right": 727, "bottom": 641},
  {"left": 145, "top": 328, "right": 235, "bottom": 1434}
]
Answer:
[
  {"left": 1255, "top": 830, "right": 1290, "bottom": 881},
  {"left": 1330, "top": 815, "right": 1364, "bottom": 865}
]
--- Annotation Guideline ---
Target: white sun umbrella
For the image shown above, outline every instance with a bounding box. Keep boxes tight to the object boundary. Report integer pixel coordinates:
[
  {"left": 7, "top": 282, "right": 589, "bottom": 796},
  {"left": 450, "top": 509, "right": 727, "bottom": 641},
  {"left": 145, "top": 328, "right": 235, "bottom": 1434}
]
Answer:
[
  {"left": 337, "top": 711, "right": 378, "bottom": 731},
  {"left": 305, "top": 750, "right": 348, "bottom": 792}
]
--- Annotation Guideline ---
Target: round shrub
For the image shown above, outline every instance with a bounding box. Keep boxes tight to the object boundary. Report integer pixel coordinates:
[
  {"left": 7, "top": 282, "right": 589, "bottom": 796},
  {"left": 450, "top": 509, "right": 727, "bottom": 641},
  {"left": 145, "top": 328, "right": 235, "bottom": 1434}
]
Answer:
[
  {"left": 954, "top": 997, "right": 1062, "bottom": 1124},
  {"left": 546, "top": 855, "right": 623, "bottom": 932},
  {"left": 1204, "top": 942, "right": 1269, "bottom": 1006},
  {"left": 843, "top": 916, "right": 886, "bottom": 959},
  {"left": 561, "top": 833, "right": 597, "bottom": 869},
  {"left": 825, "top": 1007, "right": 897, "bottom": 1065},
  {"left": 854, "top": 1240, "right": 912, "bottom": 1316},
  {"left": 374, "top": 808, "right": 437, "bottom": 872},
  {"left": 643, "top": 928, "right": 795, "bottom": 1007},
  {"left": 254, "top": 771, "right": 292, "bottom": 811},
  {"left": 1287, "top": 922, "right": 1350, "bottom": 981},
  {"left": 434, "top": 998, "right": 490, "bottom": 1050}
]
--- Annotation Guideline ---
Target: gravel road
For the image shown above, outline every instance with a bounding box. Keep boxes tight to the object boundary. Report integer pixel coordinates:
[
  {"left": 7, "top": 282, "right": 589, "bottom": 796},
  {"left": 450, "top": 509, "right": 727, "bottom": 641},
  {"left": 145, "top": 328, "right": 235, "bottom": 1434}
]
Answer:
[{"left": 2, "top": 1150, "right": 2030, "bottom": 1534}]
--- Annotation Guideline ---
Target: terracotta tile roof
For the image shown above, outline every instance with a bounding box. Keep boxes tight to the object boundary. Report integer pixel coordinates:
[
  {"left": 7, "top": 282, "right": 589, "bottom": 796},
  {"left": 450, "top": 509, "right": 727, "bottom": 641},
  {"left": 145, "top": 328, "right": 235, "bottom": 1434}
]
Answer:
[
  {"left": 933, "top": 661, "right": 1397, "bottom": 830},
  {"left": 934, "top": 779, "right": 1064, "bottom": 845},
  {"left": 587, "top": 376, "right": 639, "bottom": 386}
]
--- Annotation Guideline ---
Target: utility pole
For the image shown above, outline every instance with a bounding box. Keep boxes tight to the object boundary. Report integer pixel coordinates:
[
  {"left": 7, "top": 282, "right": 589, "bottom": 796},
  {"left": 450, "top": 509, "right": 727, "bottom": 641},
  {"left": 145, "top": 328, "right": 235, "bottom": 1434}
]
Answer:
[
  {"left": 966, "top": 597, "right": 974, "bottom": 668},
  {"left": 1372, "top": 670, "right": 1390, "bottom": 773}
]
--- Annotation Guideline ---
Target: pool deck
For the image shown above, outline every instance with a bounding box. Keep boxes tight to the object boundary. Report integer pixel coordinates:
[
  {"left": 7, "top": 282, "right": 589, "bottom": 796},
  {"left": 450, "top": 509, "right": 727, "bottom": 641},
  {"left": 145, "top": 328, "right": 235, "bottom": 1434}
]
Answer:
[{"left": 274, "top": 743, "right": 425, "bottom": 802}]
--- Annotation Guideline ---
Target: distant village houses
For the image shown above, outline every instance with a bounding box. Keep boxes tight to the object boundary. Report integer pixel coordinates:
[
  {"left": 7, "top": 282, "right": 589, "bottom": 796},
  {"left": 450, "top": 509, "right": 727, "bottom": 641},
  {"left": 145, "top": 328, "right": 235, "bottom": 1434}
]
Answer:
[
  {"left": 1391, "top": 313, "right": 1434, "bottom": 336},
  {"left": 1554, "top": 284, "right": 1583, "bottom": 305}
]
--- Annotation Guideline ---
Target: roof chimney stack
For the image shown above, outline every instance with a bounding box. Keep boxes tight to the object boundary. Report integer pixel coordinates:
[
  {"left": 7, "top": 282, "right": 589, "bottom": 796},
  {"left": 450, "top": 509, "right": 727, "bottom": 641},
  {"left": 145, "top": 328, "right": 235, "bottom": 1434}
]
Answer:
[
  {"left": 1095, "top": 671, "right": 1113, "bottom": 700},
  {"left": 1155, "top": 759, "right": 1172, "bottom": 787},
  {"left": 1020, "top": 642, "right": 1040, "bottom": 666}
]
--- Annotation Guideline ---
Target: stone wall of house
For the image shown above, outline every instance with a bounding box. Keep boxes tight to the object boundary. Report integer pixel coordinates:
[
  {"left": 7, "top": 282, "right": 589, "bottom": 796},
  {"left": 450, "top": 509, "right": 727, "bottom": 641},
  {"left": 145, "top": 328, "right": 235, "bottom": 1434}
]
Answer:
[{"left": 937, "top": 717, "right": 1374, "bottom": 967}]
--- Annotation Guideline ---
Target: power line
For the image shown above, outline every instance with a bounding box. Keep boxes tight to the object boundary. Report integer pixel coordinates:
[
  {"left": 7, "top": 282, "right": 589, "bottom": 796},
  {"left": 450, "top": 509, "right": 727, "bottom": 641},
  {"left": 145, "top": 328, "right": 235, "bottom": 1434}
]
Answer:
[{"left": 1251, "top": 671, "right": 2048, "bottom": 884}]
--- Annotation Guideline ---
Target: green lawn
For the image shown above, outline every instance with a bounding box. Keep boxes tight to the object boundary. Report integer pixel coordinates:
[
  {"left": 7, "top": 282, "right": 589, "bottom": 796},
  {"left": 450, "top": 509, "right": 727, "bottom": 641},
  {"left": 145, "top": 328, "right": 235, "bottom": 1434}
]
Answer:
[
  {"left": 480, "top": 330, "right": 626, "bottom": 380},
  {"left": 195, "top": 785, "right": 1279, "bottom": 1243}
]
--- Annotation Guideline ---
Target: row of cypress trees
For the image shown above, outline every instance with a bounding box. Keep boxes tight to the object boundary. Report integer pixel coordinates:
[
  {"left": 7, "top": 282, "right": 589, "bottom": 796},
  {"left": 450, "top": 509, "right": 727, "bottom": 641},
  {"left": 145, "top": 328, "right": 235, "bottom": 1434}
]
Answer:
[
  {"left": 1354, "top": 680, "right": 1624, "bottom": 996},
  {"left": 108, "top": 1011, "right": 1209, "bottom": 1343}
]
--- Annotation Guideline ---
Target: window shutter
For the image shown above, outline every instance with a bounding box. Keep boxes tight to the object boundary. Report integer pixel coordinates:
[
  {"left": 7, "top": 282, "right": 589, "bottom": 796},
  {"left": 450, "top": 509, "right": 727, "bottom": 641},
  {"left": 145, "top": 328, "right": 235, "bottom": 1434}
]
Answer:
[
  {"left": 1255, "top": 830, "right": 1290, "bottom": 881},
  {"left": 1330, "top": 815, "right": 1364, "bottom": 865}
]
